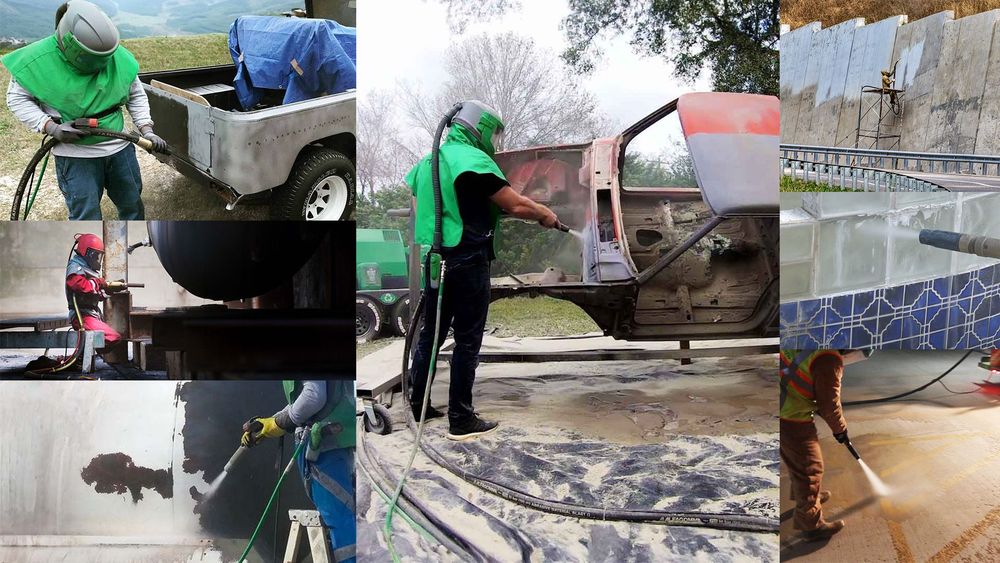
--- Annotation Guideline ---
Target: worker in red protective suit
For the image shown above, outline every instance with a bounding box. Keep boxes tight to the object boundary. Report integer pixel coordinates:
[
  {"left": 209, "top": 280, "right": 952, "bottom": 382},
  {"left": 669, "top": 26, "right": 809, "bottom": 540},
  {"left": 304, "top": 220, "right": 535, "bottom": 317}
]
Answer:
[
  {"left": 779, "top": 349, "right": 849, "bottom": 542},
  {"left": 66, "top": 233, "right": 126, "bottom": 351}
]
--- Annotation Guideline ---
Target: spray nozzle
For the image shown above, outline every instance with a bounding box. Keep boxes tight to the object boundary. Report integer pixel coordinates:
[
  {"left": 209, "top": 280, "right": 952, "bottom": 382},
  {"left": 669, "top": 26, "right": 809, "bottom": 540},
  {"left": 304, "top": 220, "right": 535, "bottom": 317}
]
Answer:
[{"left": 844, "top": 440, "right": 862, "bottom": 460}]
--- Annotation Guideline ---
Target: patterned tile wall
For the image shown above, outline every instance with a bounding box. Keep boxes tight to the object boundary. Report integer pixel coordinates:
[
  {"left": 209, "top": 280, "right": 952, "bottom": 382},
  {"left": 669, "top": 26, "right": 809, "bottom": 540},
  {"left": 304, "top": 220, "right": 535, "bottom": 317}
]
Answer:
[{"left": 780, "top": 262, "right": 1000, "bottom": 349}]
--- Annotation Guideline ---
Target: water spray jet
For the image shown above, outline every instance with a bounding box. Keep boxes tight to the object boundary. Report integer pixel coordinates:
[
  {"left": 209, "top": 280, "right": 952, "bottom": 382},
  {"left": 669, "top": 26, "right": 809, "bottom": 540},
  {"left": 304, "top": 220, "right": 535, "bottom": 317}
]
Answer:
[{"left": 842, "top": 439, "right": 891, "bottom": 497}]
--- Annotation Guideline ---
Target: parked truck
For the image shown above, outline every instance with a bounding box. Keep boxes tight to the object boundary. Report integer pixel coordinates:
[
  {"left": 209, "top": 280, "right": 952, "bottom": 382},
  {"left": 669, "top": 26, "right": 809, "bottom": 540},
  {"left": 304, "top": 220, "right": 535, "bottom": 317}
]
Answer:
[
  {"left": 139, "top": 11, "right": 356, "bottom": 220},
  {"left": 356, "top": 228, "right": 414, "bottom": 342}
]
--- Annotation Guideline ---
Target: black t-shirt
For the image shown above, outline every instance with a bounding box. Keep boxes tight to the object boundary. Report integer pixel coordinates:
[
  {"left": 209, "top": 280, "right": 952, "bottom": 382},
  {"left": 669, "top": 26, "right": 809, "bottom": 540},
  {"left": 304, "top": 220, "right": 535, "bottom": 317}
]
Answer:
[{"left": 448, "top": 171, "right": 507, "bottom": 261}]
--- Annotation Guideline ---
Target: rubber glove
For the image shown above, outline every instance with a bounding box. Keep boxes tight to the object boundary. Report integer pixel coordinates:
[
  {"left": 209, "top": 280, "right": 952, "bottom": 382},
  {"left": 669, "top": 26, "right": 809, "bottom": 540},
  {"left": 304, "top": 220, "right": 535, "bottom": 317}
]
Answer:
[
  {"left": 139, "top": 125, "right": 168, "bottom": 153},
  {"left": 241, "top": 416, "right": 286, "bottom": 447},
  {"left": 44, "top": 119, "right": 86, "bottom": 143}
]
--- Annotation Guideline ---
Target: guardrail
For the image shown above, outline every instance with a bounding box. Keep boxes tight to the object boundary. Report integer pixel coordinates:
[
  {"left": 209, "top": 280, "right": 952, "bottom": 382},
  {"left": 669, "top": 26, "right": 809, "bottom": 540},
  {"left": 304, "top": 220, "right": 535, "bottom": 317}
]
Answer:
[
  {"left": 782, "top": 158, "right": 946, "bottom": 192},
  {"left": 780, "top": 144, "right": 1000, "bottom": 176}
]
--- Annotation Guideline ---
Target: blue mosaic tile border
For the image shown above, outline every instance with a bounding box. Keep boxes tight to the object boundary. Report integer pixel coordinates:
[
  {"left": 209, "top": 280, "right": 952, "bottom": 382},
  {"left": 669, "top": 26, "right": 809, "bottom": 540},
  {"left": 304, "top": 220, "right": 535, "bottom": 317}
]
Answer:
[{"left": 780, "top": 263, "right": 1000, "bottom": 350}]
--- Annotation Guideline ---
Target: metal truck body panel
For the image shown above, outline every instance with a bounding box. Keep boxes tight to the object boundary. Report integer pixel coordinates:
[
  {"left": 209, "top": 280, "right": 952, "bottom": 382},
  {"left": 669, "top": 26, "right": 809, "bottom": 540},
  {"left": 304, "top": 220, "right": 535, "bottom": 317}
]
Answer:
[{"left": 140, "top": 65, "right": 356, "bottom": 197}]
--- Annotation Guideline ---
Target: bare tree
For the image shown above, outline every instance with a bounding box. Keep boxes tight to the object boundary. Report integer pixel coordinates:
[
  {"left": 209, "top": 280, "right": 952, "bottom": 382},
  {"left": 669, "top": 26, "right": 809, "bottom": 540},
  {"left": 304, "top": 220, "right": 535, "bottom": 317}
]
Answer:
[
  {"left": 357, "top": 89, "right": 420, "bottom": 196},
  {"left": 400, "top": 32, "right": 612, "bottom": 152}
]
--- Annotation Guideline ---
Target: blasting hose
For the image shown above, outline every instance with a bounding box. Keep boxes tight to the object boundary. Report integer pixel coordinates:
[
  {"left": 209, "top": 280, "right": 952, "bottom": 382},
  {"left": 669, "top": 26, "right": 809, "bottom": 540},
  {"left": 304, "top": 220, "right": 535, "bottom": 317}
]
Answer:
[
  {"left": 382, "top": 104, "right": 465, "bottom": 561},
  {"left": 919, "top": 229, "right": 1000, "bottom": 260},
  {"left": 237, "top": 438, "right": 306, "bottom": 563},
  {"left": 11, "top": 119, "right": 170, "bottom": 220}
]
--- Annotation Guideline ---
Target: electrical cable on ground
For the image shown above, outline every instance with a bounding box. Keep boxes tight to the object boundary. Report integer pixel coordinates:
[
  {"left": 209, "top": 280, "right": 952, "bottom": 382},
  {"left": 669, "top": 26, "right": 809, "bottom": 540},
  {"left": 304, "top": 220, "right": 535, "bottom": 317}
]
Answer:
[{"left": 843, "top": 350, "right": 975, "bottom": 406}]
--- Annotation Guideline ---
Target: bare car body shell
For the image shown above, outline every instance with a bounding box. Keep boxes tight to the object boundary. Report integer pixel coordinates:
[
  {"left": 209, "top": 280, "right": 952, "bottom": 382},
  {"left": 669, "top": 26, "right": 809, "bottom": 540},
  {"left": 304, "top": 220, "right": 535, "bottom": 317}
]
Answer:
[{"left": 491, "top": 92, "right": 779, "bottom": 341}]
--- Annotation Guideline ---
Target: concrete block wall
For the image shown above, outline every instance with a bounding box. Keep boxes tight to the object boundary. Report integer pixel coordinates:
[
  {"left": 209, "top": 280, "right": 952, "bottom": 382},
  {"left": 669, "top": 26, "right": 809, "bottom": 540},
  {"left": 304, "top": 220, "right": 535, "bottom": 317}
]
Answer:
[
  {"left": 780, "top": 194, "right": 1000, "bottom": 349},
  {"left": 781, "top": 11, "right": 1000, "bottom": 154}
]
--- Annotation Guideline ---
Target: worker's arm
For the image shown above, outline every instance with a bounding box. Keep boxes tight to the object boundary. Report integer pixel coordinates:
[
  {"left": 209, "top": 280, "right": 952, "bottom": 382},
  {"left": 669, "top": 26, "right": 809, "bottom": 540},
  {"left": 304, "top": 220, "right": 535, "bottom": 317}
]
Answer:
[
  {"left": 66, "top": 273, "right": 104, "bottom": 294},
  {"left": 125, "top": 77, "right": 153, "bottom": 130},
  {"left": 6, "top": 78, "right": 56, "bottom": 133},
  {"left": 489, "top": 184, "right": 559, "bottom": 228},
  {"left": 273, "top": 381, "right": 327, "bottom": 431},
  {"left": 125, "top": 78, "right": 167, "bottom": 151},
  {"left": 813, "top": 354, "right": 848, "bottom": 435}
]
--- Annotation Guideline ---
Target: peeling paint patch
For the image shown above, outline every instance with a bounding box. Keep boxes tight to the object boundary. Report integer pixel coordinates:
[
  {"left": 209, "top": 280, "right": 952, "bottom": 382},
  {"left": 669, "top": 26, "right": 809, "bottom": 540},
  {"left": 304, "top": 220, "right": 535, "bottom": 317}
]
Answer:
[{"left": 80, "top": 453, "right": 173, "bottom": 503}]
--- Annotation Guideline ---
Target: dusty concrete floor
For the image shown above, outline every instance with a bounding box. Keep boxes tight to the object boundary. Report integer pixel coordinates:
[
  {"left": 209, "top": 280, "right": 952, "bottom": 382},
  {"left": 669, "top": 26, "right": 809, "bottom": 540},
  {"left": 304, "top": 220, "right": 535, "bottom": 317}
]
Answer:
[
  {"left": 357, "top": 337, "right": 779, "bottom": 561},
  {"left": 780, "top": 350, "right": 1000, "bottom": 562}
]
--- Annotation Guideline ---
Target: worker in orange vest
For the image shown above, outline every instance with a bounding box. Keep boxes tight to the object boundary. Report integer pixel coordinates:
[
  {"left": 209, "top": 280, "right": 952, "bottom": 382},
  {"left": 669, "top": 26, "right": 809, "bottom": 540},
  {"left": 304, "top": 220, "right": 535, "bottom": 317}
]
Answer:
[{"left": 779, "top": 349, "right": 852, "bottom": 541}]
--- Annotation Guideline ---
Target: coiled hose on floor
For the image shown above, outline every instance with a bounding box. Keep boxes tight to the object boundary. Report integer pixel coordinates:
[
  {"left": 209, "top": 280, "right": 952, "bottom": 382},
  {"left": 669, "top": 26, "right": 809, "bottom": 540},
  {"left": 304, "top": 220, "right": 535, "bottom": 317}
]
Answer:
[
  {"left": 396, "top": 293, "right": 777, "bottom": 535},
  {"left": 11, "top": 119, "right": 169, "bottom": 220}
]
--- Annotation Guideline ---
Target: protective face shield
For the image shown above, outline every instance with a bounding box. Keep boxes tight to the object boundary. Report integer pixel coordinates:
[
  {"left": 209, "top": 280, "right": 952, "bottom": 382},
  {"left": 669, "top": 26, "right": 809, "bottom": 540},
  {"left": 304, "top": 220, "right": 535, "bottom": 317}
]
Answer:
[
  {"left": 56, "top": 1, "right": 120, "bottom": 73},
  {"left": 75, "top": 233, "right": 105, "bottom": 271},
  {"left": 451, "top": 100, "right": 505, "bottom": 156}
]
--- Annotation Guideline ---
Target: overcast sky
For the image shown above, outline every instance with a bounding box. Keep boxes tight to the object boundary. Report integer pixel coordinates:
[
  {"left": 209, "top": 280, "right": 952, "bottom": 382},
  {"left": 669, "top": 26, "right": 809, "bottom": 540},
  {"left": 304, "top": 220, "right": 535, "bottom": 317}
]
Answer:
[{"left": 358, "top": 0, "right": 711, "bottom": 154}]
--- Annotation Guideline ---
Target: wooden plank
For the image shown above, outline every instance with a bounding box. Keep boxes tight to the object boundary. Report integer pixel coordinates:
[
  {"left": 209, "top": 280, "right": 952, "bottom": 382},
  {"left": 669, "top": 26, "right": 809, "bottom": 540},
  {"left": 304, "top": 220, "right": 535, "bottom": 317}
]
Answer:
[{"left": 150, "top": 79, "right": 210, "bottom": 107}]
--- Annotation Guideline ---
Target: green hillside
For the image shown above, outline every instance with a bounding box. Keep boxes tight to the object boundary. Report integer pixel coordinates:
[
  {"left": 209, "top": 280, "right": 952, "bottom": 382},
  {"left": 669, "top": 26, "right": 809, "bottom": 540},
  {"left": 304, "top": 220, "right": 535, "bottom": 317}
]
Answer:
[{"left": 0, "top": 0, "right": 301, "bottom": 40}]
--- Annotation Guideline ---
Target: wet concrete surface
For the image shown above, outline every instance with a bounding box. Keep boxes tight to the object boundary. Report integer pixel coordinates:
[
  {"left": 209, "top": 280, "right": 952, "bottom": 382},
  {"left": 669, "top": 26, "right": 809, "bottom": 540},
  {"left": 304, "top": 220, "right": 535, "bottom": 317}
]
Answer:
[
  {"left": 780, "top": 350, "right": 1000, "bottom": 562},
  {"left": 357, "top": 340, "right": 779, "bottom": 561},
  {"left": 80, "top": 453, "right": 173, "bottom": 503}
]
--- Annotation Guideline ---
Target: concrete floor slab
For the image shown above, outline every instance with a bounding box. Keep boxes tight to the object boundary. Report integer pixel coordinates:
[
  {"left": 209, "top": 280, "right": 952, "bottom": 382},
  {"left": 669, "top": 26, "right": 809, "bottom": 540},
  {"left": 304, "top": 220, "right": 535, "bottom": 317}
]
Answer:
[
  {"left": 358, "top": 339, "right": 779, "bottom": 560},
  {"left": 781, "top": 350, "right": 1000, "bottom": 561}
]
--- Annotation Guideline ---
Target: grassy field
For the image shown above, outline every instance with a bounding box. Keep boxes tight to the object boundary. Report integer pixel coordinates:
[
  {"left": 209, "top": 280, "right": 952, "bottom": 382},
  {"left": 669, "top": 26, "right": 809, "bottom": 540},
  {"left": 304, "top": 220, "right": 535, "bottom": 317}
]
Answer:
[
  {"left": 356, "top": 295, "right": 600, "bottom": 359},
  {"left": 0, "top": 34, "right": 267, "bottom": 220},
  {"left": 780, "top": 176, "right": 853, "bottom": 192},
  {"left": 782, "top": 0, "right": 1000, "bottom": 28}
]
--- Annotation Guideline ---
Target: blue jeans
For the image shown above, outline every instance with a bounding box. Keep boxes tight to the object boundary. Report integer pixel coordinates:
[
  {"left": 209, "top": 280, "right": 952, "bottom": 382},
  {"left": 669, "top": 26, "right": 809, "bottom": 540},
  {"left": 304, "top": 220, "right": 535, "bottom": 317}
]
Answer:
[
  {"left": 409, "top": 251, "right": 490, "bottom": 426},
  {"left": 54, "top": 144, "right": 145, "bottom": 220},
  {"left": 297, "top": 445, "right": 356, "bottom": 563}
]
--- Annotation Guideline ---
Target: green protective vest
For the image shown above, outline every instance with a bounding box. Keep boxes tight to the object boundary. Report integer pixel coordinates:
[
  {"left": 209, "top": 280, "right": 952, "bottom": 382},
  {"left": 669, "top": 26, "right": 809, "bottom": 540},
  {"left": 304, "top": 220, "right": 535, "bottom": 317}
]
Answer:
[
  {"left": 1, "top": 35, "right": 138, "bottom": 145},
  {"left": 405, "top": 123, "right": 505, "bottom": 252},
  {"left": 779, "top": 349, "right": 841, "bottom": 422},
  {"left": 283, "top": 380, "right": 356, "bottom": 450}
]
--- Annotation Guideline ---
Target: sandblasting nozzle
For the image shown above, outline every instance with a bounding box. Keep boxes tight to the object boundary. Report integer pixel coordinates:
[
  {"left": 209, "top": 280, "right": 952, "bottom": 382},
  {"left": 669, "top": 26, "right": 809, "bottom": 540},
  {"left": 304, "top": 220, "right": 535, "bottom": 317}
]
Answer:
[
  {"left": 919, "top": 229, "right": 1000, "bottom": 259},
  {"left": 224, "top": 446, "right": 248, "bottom": 473}
]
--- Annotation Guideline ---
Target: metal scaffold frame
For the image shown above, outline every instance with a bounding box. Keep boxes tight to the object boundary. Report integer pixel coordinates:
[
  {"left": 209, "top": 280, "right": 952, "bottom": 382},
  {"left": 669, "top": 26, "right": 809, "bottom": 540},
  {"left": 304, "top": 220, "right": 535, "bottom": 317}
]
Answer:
[{"left": 854, "top": 85, "right": 905, "bottom": 151}]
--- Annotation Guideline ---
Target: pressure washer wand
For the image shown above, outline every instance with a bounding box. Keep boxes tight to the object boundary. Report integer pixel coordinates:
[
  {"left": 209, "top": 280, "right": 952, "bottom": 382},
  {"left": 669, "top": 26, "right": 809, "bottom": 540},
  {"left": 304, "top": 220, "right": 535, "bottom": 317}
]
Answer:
[
  {"left": 844, "top": 440, "right": 862, "bottom": 460},
  {"left": 919, "top": 229, "right": 1000, "bottom": 259}
]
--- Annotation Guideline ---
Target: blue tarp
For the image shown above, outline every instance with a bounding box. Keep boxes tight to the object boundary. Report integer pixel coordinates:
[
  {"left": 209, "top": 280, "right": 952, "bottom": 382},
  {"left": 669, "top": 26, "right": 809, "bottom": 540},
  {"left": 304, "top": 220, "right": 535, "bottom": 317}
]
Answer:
[{"left": 228, "top": 16, "right": 356, "bottom": 110}]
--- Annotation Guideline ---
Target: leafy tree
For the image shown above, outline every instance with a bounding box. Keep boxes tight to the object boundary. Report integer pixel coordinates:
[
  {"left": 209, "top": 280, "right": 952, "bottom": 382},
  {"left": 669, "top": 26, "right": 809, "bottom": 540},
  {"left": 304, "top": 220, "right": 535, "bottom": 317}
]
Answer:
[
  {"left": 561, "top": 0, "right": 779, "bottom": 95},
  {"left": 622, "top": 146, "right": 697, "bottom": 188},
  {"left": 399, "top": 31, "right": 612, "bottom": 151},
  {"left": 357, "top": 184, "right": 413, "bottom": 242}
]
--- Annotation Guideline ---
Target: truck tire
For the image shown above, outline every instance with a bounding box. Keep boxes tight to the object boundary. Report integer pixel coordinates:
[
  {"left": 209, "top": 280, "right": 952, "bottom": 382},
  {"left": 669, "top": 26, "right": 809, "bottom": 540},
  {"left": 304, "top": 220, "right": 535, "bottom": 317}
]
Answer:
[
  {"left": 356, "top": 296, "right": 383, "bottom": 343},
  {"left": 272, "top": 147, "right": 356, "bottom": 221},
  {"left": 391, "top": 296, "right": 412, "bottom": 337}
]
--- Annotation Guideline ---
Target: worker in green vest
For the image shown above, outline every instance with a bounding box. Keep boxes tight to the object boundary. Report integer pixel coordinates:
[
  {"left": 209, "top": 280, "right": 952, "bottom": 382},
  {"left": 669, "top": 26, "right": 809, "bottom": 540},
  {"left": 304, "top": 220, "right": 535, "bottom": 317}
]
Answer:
[
  {"left": 242, "top": 380, "right": 356, "bottom": 563},
  {"left": 779, "top": 350, "right": 849, "bottom": 541},
  {"left": 406, "top": 100, "right": 562, "bottom": 440},
  {"left": 2, "top": 1, "right": 166, "bottom": 220}
]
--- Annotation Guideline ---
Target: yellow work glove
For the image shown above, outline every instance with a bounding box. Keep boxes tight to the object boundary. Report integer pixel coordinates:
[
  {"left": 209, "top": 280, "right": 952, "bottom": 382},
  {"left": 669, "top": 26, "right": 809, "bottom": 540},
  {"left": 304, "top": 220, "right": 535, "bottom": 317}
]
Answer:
[{"left": 241, "top": 416, "right": 286, "bottom": 447}]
